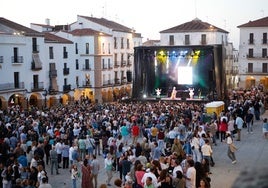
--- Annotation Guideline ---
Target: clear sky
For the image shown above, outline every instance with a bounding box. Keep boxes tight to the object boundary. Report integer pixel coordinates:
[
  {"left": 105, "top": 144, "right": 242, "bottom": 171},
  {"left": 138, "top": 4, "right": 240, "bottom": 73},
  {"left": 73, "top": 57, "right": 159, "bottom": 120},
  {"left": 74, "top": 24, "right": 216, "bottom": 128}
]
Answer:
[{"left": 1, "top": 0, "right": 267, "bottom": 49}]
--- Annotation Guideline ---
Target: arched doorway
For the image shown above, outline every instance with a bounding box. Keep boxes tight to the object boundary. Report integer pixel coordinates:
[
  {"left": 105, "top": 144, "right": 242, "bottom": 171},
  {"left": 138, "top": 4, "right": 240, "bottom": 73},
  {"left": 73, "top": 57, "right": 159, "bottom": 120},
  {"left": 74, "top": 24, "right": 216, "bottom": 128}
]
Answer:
[{"left": 245, "top": 76, "right": 255, "bottom": 89}]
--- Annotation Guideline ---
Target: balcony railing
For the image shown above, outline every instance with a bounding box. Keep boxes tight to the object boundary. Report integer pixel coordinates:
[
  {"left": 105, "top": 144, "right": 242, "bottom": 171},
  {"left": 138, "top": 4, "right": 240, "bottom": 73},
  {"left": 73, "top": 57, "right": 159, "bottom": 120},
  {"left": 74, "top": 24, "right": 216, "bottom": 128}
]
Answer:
[
  {"left": 82, "top": 81, "right": 91, "bottom": 87},
  {"left": 49, "top": 70, "right": 57, "bottom": 77},
  {"left": 246, "top": 69, "right": 268, "bottom": 75},
  {"left": 63, "top": 68, "right": 70, "bottom": 75},
  {"left": 121, "top": 61, "right": 126, "bottom": 67},
  {"left": 82, "top": 65, "right": 91, "bottom": 71},
  {"left": 63, "top": 52, "right": 68, "bottom": 58},
  {"left": 31, "top": 62, "right": 42, "bottom": 70},
  {"left": 248, "top": 39, "right": 255, "bottom": 44},
  {"left": 31, "top": 82, "right": 44, "bottom": 91},
  {"left": 32, "top": 45, "right": 39, "bottom": 53},
  {"left": 246, "top": 53, "right": 268, "bottom": 59},
  {"left": 103, "top": 80, "right": 113, "bottom": 86},
  {"left": 63, "top": 84, "right": 71, "bottom": 92},
  {"left": 12, "top": 56, "right": 23, "bottom": 64},
  {"left": 114, "top": 62, "right": 120, "bottom": 68},
  {"left": 0, "top": 82, "right": 24, "bottom": 90}
]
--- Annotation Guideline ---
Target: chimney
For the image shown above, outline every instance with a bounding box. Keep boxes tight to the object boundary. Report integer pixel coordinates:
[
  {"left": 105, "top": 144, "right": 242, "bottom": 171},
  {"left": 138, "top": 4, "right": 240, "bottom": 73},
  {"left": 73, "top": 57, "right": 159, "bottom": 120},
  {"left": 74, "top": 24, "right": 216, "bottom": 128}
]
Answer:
[{"left": 45, "top": 18, "right": 50, "bottom": 26}]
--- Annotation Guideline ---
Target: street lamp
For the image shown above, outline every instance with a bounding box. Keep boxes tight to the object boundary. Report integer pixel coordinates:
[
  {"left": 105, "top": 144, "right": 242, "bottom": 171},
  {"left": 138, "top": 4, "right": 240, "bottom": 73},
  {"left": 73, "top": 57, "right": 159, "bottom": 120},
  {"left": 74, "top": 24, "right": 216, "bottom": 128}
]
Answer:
[{"left": 43, "top": 89, "right": 47, "bottom": 109}]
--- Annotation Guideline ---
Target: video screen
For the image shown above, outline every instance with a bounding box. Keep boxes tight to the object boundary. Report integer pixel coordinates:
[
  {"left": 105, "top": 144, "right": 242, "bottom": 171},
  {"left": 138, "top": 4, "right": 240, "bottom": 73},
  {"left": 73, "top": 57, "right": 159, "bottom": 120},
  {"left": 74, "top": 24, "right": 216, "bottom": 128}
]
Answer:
[{"left": 152, "top": 48, "right": 214, "bottom": 96}]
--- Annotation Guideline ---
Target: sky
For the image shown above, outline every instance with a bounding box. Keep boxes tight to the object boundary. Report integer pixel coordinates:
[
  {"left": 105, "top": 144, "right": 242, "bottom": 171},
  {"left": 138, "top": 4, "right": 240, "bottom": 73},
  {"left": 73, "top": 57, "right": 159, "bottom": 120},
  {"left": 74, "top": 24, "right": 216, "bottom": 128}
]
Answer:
[{"left": 1, "top": 0, "right": 267, "bottom": 49}]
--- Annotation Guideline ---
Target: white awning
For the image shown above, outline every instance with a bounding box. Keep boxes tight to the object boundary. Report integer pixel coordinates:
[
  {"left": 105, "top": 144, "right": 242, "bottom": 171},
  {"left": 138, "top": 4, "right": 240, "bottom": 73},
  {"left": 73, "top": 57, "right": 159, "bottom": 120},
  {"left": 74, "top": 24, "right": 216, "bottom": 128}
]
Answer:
[{"left": 32, "top": 53, "right": 42, "bottom": 69}]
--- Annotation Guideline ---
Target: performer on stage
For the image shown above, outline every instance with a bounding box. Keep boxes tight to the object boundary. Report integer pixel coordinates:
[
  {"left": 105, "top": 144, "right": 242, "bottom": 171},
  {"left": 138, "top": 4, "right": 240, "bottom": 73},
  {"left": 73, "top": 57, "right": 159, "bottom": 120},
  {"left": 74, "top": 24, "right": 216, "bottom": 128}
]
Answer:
[
  {"left": 155, "top": 88, "right": 161, "bottom": 98},
  {"left": 170, "top": 87, "right": 177, "bottom": 99},
  {"left": 189, "top": 88, "right": 194, "bottom": 99}
]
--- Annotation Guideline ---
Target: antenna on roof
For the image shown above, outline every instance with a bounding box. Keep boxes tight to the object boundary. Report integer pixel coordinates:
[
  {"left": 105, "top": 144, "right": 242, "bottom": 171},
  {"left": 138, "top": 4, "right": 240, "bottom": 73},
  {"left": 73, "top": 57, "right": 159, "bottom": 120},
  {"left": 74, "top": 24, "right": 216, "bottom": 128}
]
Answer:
[{"left": 194, "top": 0, "right": 197, "bottom": 18}]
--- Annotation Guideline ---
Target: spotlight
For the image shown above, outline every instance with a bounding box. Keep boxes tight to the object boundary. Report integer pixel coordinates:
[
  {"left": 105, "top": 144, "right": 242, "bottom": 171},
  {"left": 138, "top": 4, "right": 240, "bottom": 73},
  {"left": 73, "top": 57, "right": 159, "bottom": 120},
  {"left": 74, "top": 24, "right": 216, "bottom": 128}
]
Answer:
[{"left": 143, "top": 94, "right": 147, "bottom": 98}]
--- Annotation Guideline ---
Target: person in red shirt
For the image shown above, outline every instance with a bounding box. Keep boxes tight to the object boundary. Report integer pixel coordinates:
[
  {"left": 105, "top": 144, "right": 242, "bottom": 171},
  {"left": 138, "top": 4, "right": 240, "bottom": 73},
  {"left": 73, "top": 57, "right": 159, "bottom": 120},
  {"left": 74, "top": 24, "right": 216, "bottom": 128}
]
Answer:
[
  {"left": 219, "top": 118, "right": 228, "bottom": 142},
  {"left": 132, "top": 124, "right": 140, "bottom": 145}
]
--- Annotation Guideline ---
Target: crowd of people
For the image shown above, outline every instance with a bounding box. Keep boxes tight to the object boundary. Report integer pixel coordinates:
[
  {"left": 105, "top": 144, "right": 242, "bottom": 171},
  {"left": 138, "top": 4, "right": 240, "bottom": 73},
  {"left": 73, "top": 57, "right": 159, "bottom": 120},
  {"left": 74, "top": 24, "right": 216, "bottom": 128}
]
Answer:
[{"left": 0, "top": 86, "right": 268, "bottom": 188}]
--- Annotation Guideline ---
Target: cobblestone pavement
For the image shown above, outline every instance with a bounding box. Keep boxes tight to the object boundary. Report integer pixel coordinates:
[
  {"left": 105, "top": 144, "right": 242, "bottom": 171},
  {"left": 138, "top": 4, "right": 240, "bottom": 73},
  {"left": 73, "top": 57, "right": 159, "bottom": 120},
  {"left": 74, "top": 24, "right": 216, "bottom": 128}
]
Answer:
[{"left": 46, "top": 112, "right": 268, "bottom": 188}]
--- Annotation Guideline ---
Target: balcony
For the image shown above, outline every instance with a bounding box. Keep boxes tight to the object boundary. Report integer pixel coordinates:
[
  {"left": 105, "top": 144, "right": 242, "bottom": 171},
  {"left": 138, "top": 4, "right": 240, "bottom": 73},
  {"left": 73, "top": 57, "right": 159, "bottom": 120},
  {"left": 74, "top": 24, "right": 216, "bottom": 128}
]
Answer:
[
  {"left": 31, "top": 61, "right": 42, "bottom": 70},
  {"left": 103, "top": 80, "right": 113, "bottom": 86},
  {"left": 32, "top": 45, "right": 39, "bottom": 53},
  {"left": 102, "top": 65, "right": 108, "bottom": 70},
  {"left": 63, "top": 68, "right": 70, "bottom": 75},
  {"left": 114, "top": 78, "right": 120, "bottom": 85},
  {"left": 82, "top": 81, "right": 91, "bottom": 87},
  {"left": 246, "top": 53, "right": 268, "bottom": 59},
  {"left": 263, "top": 39, "right": 267, "bottom": 44},
  {"left": 63, "top": 51, "right": 68, "bottom": 59},
  {"left": 225, "top": 69, "right": 239, "bottom": 75},
  {"left": 82, "top": 65, "right": 91, "bottom": 71},
  {"left": 200, "top": 40, "right": 207, "bottom": 45},
  {"left": 0, "top": 82, "right": 24, "bottom": 91},
  {"left": 248, "top": 39, "right": 255, "bottom": 45},
  {"left": 127, "top": 60, "right": 132, "bottom": 67},
  {"left": 63, "top": 84, "right": 71, "bottom": 93},
  {"left": 12, "top": 56, "right": 23, "bottom": 64},
  {"left": 114, "top": 62, "right": 120, "bottom": 68},
  {"left": 31, "top": 82, "right": 44, "bottom": 91},
  {"left": 49, "top": 70, "right": 57, "bottom": 77},
  {"left": 121, "top": 61, "right": 126, "bottom": 67},
  {"left": 245, "top": 68, "right": 268, "bottom": 75}
]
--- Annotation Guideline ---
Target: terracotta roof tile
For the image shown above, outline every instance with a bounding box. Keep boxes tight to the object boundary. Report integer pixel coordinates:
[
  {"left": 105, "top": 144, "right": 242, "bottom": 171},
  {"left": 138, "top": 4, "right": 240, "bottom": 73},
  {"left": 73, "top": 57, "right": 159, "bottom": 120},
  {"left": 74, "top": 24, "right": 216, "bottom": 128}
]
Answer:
[
  {"left": 69, "top": 28, "right": 111, "bottom": 36},
  {"left": 237, "top": 16, "right": 268, "bottom": 28},
  {"left": 79, "top": 15, "right": 135, "bottom": 33},
  {"left": 0, "top": 17, "right": 43, "bottom": 36},
  {"left": 44, "top": 33, "right": 73, "bottom": 44},
  {"left": 160, "top": 18, "right": 228, "bottom": 33}
]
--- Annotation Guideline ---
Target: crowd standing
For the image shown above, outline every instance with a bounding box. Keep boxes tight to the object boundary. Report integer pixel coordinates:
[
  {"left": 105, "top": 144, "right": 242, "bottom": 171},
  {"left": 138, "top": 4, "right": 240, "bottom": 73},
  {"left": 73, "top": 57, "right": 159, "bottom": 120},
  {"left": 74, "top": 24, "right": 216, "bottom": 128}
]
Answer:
[{"left": 0, "top": 86, "right": 268, "bottom": 188}]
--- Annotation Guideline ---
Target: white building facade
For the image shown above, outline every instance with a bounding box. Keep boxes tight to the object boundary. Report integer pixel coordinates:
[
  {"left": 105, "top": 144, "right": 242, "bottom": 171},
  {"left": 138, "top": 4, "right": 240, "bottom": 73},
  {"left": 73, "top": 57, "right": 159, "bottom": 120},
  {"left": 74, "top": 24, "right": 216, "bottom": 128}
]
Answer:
[{"left": 238, "top": 16, "right": 268, "bottom": 89}]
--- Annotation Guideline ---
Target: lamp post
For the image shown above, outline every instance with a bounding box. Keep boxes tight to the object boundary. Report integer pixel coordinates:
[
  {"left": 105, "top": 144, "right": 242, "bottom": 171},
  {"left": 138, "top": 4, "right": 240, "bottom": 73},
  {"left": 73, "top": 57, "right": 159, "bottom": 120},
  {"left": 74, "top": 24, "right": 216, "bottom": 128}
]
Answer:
[{"left": 43, "top": 89, "right": 47, "bottom": 109}]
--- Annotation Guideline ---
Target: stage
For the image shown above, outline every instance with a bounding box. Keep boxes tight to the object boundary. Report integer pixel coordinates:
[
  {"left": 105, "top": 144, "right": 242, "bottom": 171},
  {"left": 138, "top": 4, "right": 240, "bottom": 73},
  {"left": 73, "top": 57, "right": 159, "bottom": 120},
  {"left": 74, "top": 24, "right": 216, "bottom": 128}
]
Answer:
[{"left": 127, "top": 96, "right": 210, "bottom": 103}]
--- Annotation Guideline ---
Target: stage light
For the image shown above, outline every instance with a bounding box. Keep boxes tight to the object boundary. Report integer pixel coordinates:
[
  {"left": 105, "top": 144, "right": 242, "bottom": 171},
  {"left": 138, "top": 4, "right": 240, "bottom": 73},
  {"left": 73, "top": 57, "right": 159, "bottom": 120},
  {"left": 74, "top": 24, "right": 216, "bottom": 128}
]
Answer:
[{"left": 143, "top": 94, "right": 147, "bottom": 98}]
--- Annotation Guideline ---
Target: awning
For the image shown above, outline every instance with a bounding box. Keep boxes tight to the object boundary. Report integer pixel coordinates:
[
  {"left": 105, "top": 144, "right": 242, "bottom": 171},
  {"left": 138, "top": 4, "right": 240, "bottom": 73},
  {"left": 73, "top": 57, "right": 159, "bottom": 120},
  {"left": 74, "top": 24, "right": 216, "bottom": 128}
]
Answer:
[{"left": 32, "top": 53, "right": 42, "bottom": 69}]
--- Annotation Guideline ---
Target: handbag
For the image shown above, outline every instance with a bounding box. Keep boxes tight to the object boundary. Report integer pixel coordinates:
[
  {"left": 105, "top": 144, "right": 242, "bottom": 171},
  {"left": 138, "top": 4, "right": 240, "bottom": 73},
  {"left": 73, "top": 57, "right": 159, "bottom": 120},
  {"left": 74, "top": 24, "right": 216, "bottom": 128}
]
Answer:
[{"left": 229, "top": 143, "right": 237, "bottom": 152}]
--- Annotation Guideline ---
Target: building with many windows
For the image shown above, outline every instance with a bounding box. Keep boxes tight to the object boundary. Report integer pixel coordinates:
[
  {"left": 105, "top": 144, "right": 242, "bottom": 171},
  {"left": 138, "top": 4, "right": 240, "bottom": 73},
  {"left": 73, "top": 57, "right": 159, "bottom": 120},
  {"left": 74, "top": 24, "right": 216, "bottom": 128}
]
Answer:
[
  {"left": 237, "top": 16, "right": 268, "bottom": 89},
  {"left": 134, "top": 18, "right": 236, "bottom": 100},
  {"left": 0, "top": 16, "right": 142, "bottom": 109}
]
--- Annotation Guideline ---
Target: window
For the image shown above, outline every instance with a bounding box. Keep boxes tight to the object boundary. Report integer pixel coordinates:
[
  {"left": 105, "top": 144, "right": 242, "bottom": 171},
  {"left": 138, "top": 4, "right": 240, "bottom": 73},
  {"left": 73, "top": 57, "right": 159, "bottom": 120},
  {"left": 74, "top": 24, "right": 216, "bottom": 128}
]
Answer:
[
  {"left": 76, "top": 59, "right": 79, "bottom": 70},
  {"left": 248, "top": 63, "right": 253, "bottom": 73},
  {"left": 33, "top": 75, "right": 39, "bottom": 89},
  {"left": 121, "top": 53, "right": 124, "bottom": 65},
  {"left": 263, "top": 33, "right": 267, "bottom": 44},
  {"left": 32, "top": 38, "right": 38, "bottom": 52},
  {"left": 64, "top": 78, "right": 67, "bottom": 85},
  {"left": 49, "top": 47, "right": 53, "bottom": 59},
  {"left": 108, "top": 43, "right": 111, "bottom": 54},
  {"left": 121, "top": 37, "right": 124, "bottom": 49},
  {"left": 114, "top": 37, "right": 117, "bottom": 49},
  {"left": 114, "top": 53, "right": 118, "bottom": 66},
  {"left": 185, "top": 35, "right": 190, "bottom": 45},
  {"left": 13, "top": 47, "right": 18, "bottom": 63},
  {"left": 108, "top": 58, "right": 111, "bottom": 68},
  {"left": 249, "top": 33, "right": 254, "bottom": 44},
  {"left": 102, "top": 59, "right": 106, "bottom": 69},
  {"left": 86, "top": 43, "right": 89, "bottom": 54},
  {"left": 85, "top": 59, "right": 90, "bottom": 70},
  {"left": 201, "top": 34, "right": 206, "bottom": 45},
  {"left": 262, "top": 48, "right": 267, "bottom": 58},
  {"left": 76, "top": 76, "right": 79, "bottom": 87},
  {"left": 63, "top": 47, "right": 68, "bottom": 58},
  {"left": 14, "top": 72, "right": 19, "bottom": 88},
  {"left": 102, "top": 43, "right": 105, "bottom": 54},
  {"left": 75, "top": 43, "right": 78, "bottom": 54},
  {"left": 263, "top": 63, "right": 268, "bottom": 73},
  {"left": 64, "top": 63, "right": 67, "bottom": 68},
  {"left": 248, "top": 49, "right": 254, "bottom": 58},
  {"left": 169, "top": 35, "right": 174, "bottom": 45},
  {"left": 127, "top": 39, "right": 130, "bottom": 49}
]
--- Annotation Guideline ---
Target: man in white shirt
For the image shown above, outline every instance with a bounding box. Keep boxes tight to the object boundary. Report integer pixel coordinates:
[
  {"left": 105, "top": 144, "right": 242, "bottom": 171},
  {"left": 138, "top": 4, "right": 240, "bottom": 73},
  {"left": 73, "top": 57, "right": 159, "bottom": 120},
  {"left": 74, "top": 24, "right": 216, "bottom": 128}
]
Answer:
[
  {"left": 172, "top": 159, "right": 183, "bottom": 179},
  {"left": 55, "top": 139, "right": 63, "bottom": 168},
  {"left": 235, "top": 115, "right": 244, "bottom": 141},
  {"left": 141, "top": 167, "right": 158, "bottom": 188},
  {"left": 185, "top": 159, "right": 196, "bottom": 188}
]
